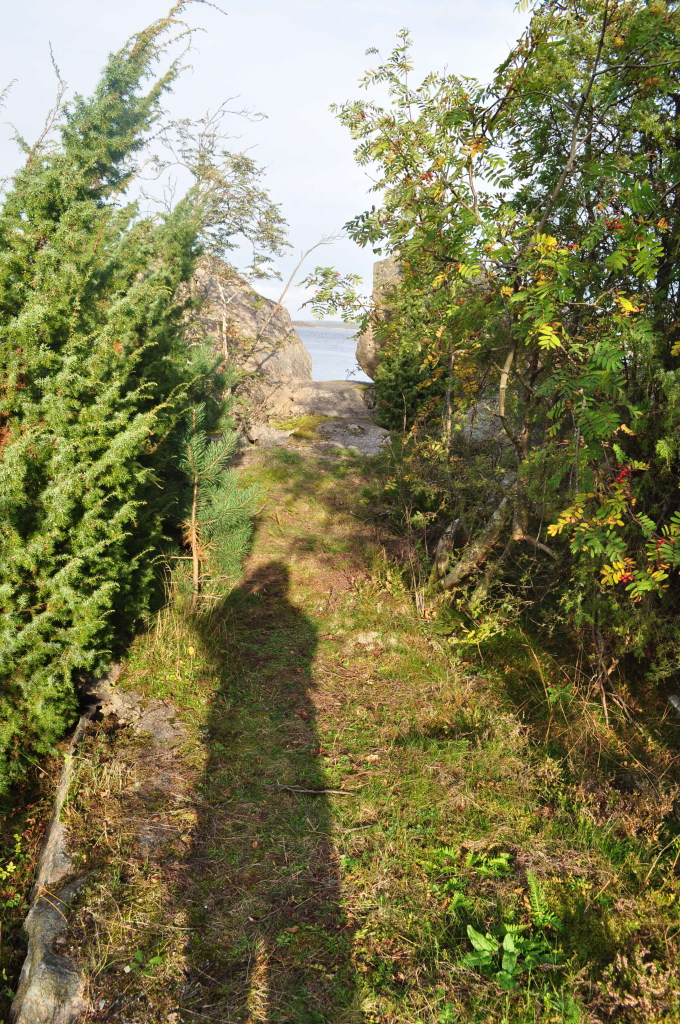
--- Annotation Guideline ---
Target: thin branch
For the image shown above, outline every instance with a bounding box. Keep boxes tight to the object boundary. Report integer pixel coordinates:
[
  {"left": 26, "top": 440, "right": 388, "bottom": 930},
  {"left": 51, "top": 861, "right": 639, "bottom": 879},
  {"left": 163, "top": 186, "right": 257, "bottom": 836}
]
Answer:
[
  {"left": 0, "top": 79, "right": 16, "bottom": 112},
  {"left": 467, "top": 158, "right": 481, "bottom": 222},
  {"left": 497, "top": 343, "right": 523, "bottom": 456},
  {"left": 512, "top": 530, "right": 558, "bottom": 559},
  {"left": 534, "top": 2, "right": 611, "bottom": 236},
  {"left": 258, "top": 234, "right": 340, "bottom": 339}
]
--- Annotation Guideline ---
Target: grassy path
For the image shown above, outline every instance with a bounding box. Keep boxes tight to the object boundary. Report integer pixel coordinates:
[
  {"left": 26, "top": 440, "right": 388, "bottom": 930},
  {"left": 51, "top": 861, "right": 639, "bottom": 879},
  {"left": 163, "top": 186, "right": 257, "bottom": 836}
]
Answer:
[{"left": 60, "top": 445, "right": 679, "bottom": 1024}]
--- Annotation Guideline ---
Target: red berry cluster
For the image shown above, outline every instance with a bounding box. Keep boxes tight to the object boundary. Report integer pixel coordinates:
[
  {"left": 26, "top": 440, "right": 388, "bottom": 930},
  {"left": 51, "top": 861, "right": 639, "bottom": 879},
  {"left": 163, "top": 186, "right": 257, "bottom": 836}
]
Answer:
[
  {"left": 606, "top": 218, "right": 625, "bottom": 231},
  {"left": 421, "top": 171, "right": 435, "bottom": 182},
  {"left": 615, "top": 464, "right": 632, "bottom": 484},
  {"left": 620, "top": 573, "right": 634, "bottom": 583}
]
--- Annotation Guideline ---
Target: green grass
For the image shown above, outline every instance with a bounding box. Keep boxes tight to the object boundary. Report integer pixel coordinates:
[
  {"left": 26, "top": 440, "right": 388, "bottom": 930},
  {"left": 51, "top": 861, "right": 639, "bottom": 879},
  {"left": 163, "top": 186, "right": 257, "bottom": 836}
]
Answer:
[{"left": 43, "top": 447, "right": 680, "bottom": 1023}]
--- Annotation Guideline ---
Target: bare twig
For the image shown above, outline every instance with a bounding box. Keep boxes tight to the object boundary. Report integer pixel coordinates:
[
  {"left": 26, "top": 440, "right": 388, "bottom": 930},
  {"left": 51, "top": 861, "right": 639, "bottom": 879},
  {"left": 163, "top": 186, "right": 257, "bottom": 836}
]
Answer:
[
  {"left": 258, "top": 234, "right": 341, "bottom": 339},
  {"left": 533, "top": 2, "right": 611, "bottom": 236}
]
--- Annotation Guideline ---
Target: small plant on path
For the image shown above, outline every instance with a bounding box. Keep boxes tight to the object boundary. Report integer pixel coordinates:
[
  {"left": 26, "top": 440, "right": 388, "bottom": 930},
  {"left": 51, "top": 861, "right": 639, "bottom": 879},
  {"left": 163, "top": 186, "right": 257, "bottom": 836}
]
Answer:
[{"left": 463, "top": 873, "right": 563, "bottom": 994}]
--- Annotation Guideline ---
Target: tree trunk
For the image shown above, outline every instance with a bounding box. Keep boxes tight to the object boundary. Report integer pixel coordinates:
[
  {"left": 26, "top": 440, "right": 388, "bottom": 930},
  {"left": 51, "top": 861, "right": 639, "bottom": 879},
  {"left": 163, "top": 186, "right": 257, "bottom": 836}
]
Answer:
[
  {"left": 190, "top": 476, "right": 200, "bottom": 612},
  {"left": 440, "top": 496, "right": 512, "bottom": 590},
  {"left": 430, "top": 517, "right": 469, "bottom": 583}
]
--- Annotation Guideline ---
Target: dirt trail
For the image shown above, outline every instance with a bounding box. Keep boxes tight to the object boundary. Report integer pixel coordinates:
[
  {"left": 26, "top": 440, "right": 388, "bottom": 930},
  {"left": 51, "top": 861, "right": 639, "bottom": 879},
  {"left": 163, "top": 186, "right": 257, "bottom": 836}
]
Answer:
[{"left": 24, "top": 441, "right": 680, "bottom": 1024}]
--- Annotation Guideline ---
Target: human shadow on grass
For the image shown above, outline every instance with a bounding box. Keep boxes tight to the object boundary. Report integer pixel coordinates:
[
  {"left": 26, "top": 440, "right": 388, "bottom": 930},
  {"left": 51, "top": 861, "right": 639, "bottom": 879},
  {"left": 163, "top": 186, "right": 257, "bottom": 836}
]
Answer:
[{"left": 182, "top": 561, "right": 363, "bottom": 1023}]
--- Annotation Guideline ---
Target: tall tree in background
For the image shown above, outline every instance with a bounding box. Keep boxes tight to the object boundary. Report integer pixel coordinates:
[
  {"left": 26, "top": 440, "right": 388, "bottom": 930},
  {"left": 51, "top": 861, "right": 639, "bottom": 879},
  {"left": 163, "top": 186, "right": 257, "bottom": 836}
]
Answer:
[
  {"left": 308, "top": 0, "right": 680, "bottom": 687},
  {"left": 0, "top": 4, "right": 284, "bottom": 792}
]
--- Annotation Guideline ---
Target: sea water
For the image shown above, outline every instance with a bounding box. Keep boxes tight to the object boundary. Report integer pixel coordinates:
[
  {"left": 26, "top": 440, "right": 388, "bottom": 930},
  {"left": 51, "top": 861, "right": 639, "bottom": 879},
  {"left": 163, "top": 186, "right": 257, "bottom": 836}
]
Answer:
[{"left": 295, "top": 325, "right": 371, "bottom": 383}]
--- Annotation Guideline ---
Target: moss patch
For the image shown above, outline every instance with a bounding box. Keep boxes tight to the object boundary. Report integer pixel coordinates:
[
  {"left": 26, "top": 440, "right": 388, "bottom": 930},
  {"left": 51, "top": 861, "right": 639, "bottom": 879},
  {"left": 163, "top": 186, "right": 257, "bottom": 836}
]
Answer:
[{"left": 272, "top": 414, "right": 333, "bottom": 440}]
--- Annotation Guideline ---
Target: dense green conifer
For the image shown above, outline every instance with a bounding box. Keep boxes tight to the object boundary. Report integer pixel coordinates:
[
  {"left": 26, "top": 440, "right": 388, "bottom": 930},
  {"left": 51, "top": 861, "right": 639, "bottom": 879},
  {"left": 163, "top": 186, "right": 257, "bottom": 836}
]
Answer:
[{"left": 0, "top": 6, "right": 279, "bottom": 792}]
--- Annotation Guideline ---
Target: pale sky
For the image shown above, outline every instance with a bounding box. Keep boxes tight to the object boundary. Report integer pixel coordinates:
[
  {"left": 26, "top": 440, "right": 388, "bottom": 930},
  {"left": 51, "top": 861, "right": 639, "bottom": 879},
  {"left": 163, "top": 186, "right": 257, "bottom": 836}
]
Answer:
[{"left": 0, "top": 0, "right": 530, "bottom": 316}]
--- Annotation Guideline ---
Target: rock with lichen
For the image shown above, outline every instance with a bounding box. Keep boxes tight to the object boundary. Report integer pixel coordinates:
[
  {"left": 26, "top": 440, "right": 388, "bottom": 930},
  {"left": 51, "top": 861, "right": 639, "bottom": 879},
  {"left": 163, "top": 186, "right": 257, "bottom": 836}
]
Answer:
[{"left": 189, "top": 261, "right": 312, "bottom": 381}]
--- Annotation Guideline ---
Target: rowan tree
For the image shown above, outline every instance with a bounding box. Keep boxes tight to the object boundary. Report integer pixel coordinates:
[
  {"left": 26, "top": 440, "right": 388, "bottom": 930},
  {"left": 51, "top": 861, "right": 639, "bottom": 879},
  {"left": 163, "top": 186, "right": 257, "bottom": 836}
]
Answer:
[{"left": 307, "top": 0, "right": 680, "bottom": 686}]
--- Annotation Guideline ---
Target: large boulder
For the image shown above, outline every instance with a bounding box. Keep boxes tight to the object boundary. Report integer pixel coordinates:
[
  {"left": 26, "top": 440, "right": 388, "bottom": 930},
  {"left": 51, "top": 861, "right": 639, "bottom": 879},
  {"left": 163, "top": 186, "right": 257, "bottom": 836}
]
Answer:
[
  {"left": 356, "top": 256, "right": 400, "bottom": 380},
  {"left": 191, "top": 262, "right": 312, "bottom": 381},
  {"left": 262, "top": 380, "right": 375, "bottom": 420}
]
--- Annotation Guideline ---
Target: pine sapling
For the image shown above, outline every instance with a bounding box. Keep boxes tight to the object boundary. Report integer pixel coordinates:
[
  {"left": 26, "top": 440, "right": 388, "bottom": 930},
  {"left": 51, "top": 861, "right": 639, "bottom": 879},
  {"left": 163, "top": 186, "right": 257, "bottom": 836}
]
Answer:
[{"left": 178, "top": 405, "right": 258, "bottom": 610}]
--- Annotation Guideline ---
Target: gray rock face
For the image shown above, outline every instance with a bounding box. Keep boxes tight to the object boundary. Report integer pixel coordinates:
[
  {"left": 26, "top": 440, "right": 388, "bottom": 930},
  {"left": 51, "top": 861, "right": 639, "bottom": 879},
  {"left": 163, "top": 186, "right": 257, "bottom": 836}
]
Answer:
[
  {"left": 238, "top": 380, "right": 389, "bottom": 455},
  {"left": 315, "top": 419, "right": 389, "bottom": 456},
  {"left": 458, "top": 402, "right": 505, "bottom": 448},
  {"left": 246, "top": 424, "right": 294, "bottom": 447},
  {"left": 260, "top": 380, "right": 376, "bottom": 421},
  {"left": 356, "top": 257, "right": 400, "bottom": 380},
  {"left": 13, "top": 881, "right": 88, "bottom": 1024},
  {"left": 190, "top": 263, "right": 312, "bottom": 381}
]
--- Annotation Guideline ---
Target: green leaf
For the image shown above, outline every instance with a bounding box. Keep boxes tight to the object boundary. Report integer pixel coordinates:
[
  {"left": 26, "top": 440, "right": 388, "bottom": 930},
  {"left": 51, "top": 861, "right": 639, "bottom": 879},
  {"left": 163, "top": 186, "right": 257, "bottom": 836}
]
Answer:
[
  {"left": 502, "top": 949, "right": 518, "bottom": 974},
  {"left": 496, "top": 970, "right": 518, "bottom": 991},
  {"left": 466, "top": 925, "right": 499, "bottom": 954},
  {"left": 605, "top": 249, "right": 628, "bottom": 271},
  {"left": 462, "top": 951, "right": 494, "bottom": 968}
]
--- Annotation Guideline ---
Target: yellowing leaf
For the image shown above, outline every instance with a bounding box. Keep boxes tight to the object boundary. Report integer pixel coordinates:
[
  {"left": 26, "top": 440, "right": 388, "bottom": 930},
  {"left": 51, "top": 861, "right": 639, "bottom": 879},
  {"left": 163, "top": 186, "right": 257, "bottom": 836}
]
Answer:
[
  {"left": 615, "top": 294, "right": 640, "bottom": 315},
  {"left": 534, "top": 233, "right": 559, "bottom": 254},
  {"left": 537, "top": 323, "right": 563, "bottom": 350},
  {"left": 463, "top": 137, "right": 487, "bottom": 157}
]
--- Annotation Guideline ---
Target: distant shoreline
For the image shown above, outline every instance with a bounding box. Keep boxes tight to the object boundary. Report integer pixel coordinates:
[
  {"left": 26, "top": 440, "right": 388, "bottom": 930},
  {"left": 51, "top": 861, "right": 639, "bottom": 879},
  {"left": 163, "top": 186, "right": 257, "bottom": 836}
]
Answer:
[{"left": 293, "top": 321, "right": 359, "bottom": 333}]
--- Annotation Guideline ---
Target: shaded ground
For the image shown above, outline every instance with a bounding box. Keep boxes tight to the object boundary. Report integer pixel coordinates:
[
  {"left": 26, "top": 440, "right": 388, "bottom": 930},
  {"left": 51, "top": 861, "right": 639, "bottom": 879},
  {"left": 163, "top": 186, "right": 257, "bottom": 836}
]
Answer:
[
  {"left": 39, "top": 444, "right": 680, "bottom": 1024},
  {"left": 184, "top": 560, "right": 360, "bottom": 1021}
]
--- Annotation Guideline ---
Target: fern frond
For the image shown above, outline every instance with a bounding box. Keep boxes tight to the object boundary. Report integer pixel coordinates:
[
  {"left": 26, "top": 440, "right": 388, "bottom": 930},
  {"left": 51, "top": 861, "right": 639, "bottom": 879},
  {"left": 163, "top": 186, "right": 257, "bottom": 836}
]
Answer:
[{"left": 526, "top": 871, "right": 561, "bottom": 930}]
